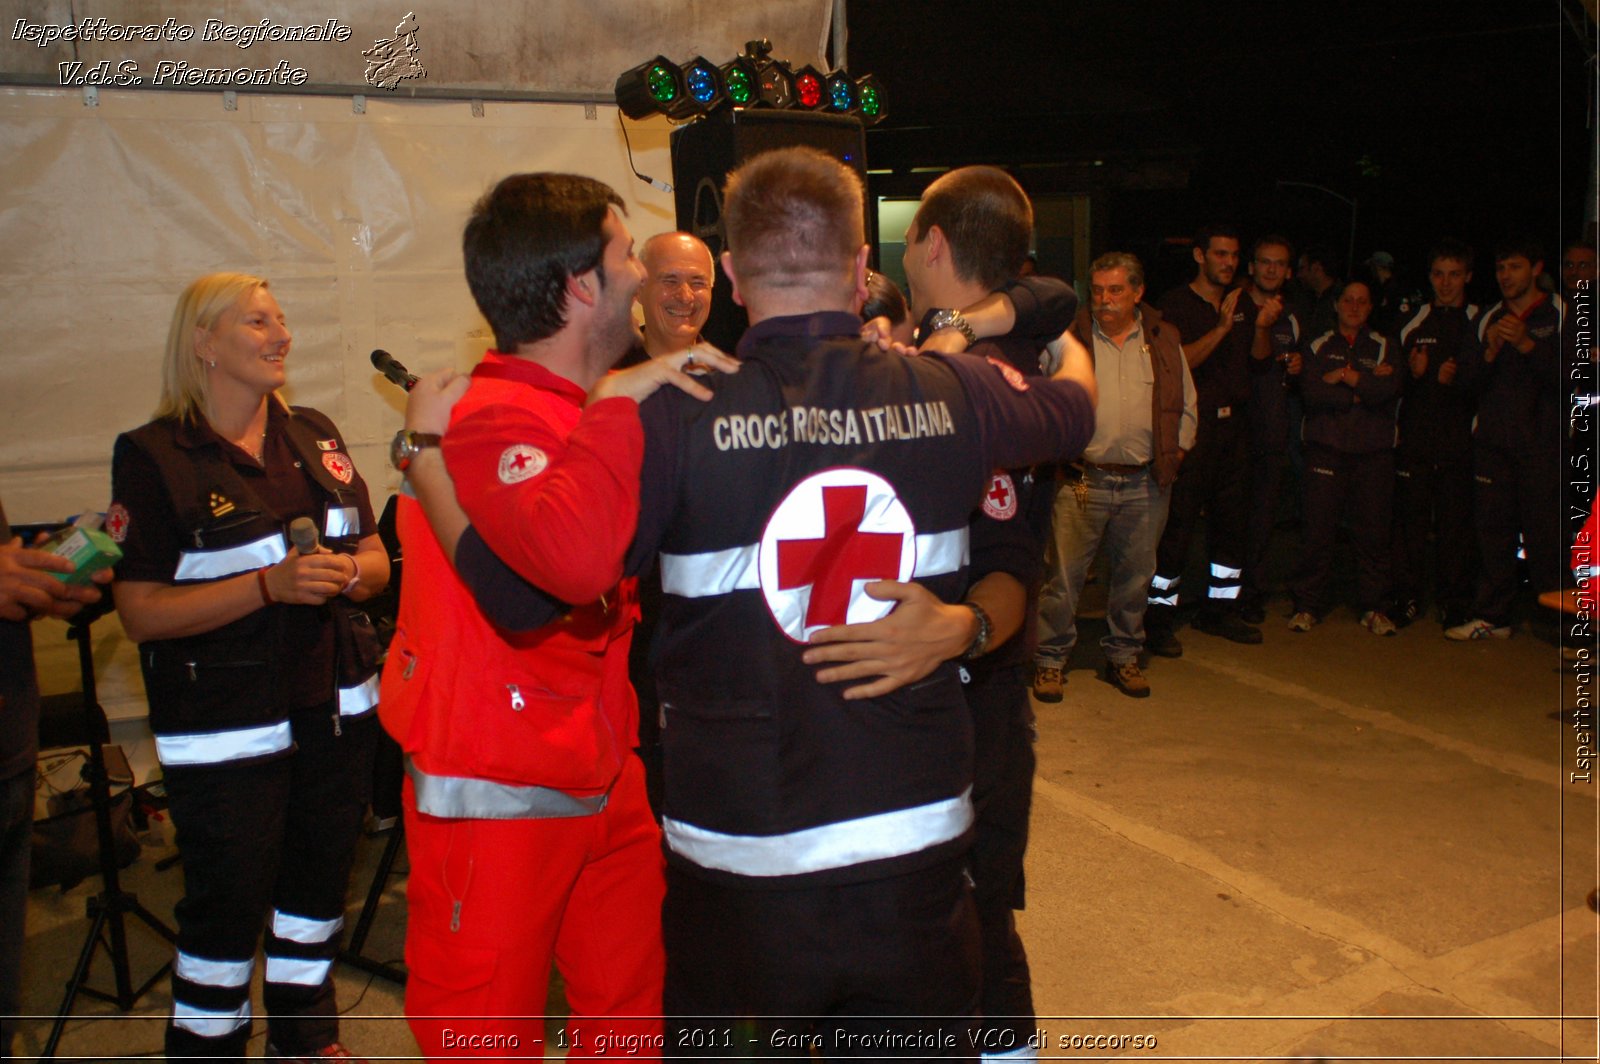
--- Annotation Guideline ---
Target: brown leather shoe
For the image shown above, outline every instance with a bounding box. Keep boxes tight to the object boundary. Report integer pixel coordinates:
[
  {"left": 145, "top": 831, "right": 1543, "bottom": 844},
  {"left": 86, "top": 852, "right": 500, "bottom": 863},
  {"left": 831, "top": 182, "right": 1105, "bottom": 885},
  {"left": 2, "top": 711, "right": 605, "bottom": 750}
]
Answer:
[
  {"left": 1102, "top": 660, "right": 1150, "bottom": 698},
  {"left": 1032, "top": 664, "right": 1065, "bottom": 703}
]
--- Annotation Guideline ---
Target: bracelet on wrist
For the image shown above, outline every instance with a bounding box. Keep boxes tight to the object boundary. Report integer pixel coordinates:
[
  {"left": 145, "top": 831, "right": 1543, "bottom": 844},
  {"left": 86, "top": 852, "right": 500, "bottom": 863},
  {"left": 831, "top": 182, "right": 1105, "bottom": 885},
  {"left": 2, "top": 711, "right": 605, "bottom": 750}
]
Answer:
[
  {"left": 340, "top": 555, "right": 361, "bottom": 596},
  {"left": 256, "top": 566, "right": 274, "bottom": 605}
]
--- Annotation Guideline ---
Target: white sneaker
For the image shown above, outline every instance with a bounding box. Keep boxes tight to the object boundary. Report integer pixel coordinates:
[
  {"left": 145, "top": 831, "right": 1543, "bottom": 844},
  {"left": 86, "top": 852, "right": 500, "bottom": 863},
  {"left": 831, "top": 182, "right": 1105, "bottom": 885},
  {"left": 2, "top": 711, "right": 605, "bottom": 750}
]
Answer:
[
  {"left": 1444, "top": 617, "right": 1511, "bottom": 641},
  {"left": 1361, "top": 610, "right": 1398, "bottom": 637},
  {"left": 1288, "top": 611, "right": 1316, "bottom": 633}
]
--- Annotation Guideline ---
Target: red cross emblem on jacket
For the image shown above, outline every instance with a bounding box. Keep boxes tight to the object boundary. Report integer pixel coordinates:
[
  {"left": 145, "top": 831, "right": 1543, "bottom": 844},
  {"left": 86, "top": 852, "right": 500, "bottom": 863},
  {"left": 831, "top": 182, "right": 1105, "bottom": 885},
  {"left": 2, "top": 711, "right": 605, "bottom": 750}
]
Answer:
[{"left": 758, "top": 468, "right": 917, "bottom": 641}]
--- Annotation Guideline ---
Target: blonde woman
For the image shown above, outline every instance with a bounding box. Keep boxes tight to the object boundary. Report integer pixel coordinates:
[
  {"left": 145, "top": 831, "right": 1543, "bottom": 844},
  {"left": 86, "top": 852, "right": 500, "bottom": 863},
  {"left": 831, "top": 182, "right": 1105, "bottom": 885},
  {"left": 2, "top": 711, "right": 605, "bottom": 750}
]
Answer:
[{"left": 109, "top": 274, "right": 388, "bottom": 1061}]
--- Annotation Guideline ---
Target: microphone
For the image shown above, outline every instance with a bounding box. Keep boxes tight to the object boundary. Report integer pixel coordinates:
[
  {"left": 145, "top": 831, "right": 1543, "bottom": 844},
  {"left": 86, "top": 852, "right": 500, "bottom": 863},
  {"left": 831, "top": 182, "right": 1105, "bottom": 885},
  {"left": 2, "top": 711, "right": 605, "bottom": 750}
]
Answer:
[
  {"left": 371, "top": 349, "right": 419, "bottom": 391},
  {"left": 289, "top": 516, "right": 320, "bottom": 556}
]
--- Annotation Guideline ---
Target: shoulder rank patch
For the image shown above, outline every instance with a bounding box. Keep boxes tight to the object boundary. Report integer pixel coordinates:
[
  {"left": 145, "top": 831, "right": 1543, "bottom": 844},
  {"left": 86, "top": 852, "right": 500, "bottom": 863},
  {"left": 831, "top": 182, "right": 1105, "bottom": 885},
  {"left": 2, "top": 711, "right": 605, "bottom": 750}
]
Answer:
[{"left": 208, "top": 491, "right": 235, "bottom": 518}]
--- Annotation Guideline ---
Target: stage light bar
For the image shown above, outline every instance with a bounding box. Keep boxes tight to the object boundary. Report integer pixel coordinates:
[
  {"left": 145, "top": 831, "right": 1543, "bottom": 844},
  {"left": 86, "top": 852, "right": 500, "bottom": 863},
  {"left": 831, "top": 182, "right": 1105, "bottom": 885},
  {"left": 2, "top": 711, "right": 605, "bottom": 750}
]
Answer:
[{"left": 613, "top": 47, "right": 885, "bottom": 125}]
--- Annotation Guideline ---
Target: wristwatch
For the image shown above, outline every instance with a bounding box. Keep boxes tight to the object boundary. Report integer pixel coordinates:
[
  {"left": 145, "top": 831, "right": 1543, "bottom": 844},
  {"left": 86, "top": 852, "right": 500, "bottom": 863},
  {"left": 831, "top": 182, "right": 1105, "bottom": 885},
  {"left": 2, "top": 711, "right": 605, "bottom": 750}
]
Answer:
[
  {"left": 960, "top": 601, "right": 993, "bottom": 660},
  {"left": 390, "top": 429, "right": 441, "bottom": 473},
  {"left": 926, "top": 308, "right": 978, "bottom": 345}
]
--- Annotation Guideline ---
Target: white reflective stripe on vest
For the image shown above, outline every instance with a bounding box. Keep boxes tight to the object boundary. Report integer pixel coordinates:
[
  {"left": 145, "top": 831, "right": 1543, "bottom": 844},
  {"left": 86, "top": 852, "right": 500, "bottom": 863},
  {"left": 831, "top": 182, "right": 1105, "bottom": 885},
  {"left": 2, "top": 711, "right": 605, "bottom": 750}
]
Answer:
[
  {"left": 174, "top": 532, "right": 287, "bottom": 581},
  {"left": 172, "top": 1000, "right": 251, "bottom": 1037},
  {"left": 660, "top": 529, "right": 969, "bottom": 599},
  {"left": 272, "top": 909, "right": 344, "bottom": 944},
  {"left": 662, "top": 788, "right": 973, "bottom": 877},
  {"left": 324, "top": 506, "right": 359, "bottom": 538},
  {"left": 174, "top": 950, "right": 252, "bottom": 988},
  {"left": 264, "top": 954, "right": 333, "bottom": 986},
  {"left": 339, "top": 674, "right": 380, "bottom": 716},
  {"left": 155, "top": 721, "right": 292, "bottom": 767}
]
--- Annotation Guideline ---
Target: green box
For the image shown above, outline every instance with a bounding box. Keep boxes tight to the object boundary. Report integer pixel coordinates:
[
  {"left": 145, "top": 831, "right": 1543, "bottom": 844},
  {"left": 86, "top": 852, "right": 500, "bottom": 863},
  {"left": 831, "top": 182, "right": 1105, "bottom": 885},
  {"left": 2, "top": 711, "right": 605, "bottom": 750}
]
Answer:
[{"left": 47, "top": 526, "right": 122, "bottom": 585}]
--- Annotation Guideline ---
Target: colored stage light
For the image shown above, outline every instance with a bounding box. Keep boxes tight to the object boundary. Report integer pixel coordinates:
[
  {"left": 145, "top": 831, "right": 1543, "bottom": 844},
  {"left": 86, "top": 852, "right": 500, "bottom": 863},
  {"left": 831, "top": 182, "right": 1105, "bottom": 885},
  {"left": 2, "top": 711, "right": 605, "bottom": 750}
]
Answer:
[
  {"left": 855, "top": 74, "right": 886, "bottom": 126},
  {"left": 825, "top": 70, "right": 858, "bottom": 114},
  {"left": 720, "top": 57, "right": 758, "bottom": 107},
  {"left": 614, "top": 55, "right": 684, "bottom": 120},
  {"left": 682, "top": 56, "right": 724, "bottom": 110},
  {"left": 793, "top": 65, "right": 824, "bottom": 110}
]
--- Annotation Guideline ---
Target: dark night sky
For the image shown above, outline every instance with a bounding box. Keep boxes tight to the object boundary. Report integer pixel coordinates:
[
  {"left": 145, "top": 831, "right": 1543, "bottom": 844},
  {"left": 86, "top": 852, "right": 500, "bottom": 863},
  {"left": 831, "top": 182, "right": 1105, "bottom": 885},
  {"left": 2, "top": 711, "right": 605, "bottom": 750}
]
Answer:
[{"left": 847, "top": 0, "right": 1593, "bottom": 301}]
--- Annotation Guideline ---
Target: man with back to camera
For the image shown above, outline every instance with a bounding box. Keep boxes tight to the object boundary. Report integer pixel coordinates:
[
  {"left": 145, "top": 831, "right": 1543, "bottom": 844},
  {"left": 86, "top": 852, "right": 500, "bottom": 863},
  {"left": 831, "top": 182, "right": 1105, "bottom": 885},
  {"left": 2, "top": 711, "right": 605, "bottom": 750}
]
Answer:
[
  {"left": 404, "top": 146, "right": 1098, "bottom": 1057},
  {"left": 1295, "top": 245, "right": 1341, "bottom": 339},
  {"left": 843, "top": 163, "right": 1076, "bottom": 1058},
  {"left": 1447, "top": 238, "right": 1566, "bottom": 641},
  {"left": 1145, "top": 223, "right": 1272, "bottom": 655},
  {"left": 1239, "top": 235, "right": 1304, "bottom": 623},
  {"left": 1034, "top": 252, "right": 1196, "bottom": 700},
  {"left": 377, "top": 173, "right": 738, "bottom": 1059},
  {"left": 1389, "top": 239, "right": 1481, "bottom": 629}
]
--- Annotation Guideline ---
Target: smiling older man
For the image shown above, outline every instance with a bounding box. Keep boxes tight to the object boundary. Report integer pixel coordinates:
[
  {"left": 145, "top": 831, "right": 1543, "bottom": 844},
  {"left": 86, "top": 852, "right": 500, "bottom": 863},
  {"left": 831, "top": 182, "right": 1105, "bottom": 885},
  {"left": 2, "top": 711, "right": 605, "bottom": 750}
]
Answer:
[{"left": 636, "top": 231, "right": 715, "bottom": 359}]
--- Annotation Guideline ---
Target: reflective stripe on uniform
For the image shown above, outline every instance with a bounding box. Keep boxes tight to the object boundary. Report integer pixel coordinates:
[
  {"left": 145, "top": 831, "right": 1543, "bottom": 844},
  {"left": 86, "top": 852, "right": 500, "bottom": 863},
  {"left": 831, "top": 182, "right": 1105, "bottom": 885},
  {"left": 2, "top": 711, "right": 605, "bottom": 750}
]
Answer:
[
  {"left": 271, "top": 909, "right": 344, "bottom": 945},
  {"left": 660, "top": 529, "right": 969, "bottom": 599},
  {"left": 338, "top": 674, "right": 380, "bottom": 716},
  {"left": 1149, "top": 573, "right": 1179, "bottom": 590},
  {"left": 264, "top": 954, "right": 333, "bottom": 986},
  {"left": 662, "top": 788, "right": 973, "bottom": 878},
  {"left": 174, "top": 950, "right": 252, "bottom": 988},
  {"left": 1210, "top": 563, "right": 1242, "bottom": 580},
  {"left": 172, "top": 1000, "right": 251, "bottom": 1038},
  {"left": 981, "top": 1047, "right": 1039, "bottom": 1062},
  {"left": 324, "top": 506, "right": 359, "bottom": 538},
  {"left": 155, "top": 721, "right": 292, "bottom": 767},
  {"left": 174, "top": 532, "right": 286, "bottom": 581},
  {"left": 407, "top": 758, "right": 608, "bottom": 820}
]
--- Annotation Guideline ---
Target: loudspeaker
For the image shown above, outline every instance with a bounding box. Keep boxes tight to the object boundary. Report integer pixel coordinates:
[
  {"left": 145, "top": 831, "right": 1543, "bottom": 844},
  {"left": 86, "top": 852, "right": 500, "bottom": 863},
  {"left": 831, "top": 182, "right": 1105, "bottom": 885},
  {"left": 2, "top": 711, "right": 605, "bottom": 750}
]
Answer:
[{"left": 671, "top": 110, "right": 868, "bottom": 350}]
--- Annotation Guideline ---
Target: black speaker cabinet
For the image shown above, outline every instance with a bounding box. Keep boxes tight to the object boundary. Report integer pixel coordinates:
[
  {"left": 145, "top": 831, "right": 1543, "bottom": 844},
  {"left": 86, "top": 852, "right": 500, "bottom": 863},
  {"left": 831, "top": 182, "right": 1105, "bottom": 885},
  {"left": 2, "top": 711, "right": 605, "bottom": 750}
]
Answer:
[{"left": 670, "top": 110, "right": 868, "bottom": 350}]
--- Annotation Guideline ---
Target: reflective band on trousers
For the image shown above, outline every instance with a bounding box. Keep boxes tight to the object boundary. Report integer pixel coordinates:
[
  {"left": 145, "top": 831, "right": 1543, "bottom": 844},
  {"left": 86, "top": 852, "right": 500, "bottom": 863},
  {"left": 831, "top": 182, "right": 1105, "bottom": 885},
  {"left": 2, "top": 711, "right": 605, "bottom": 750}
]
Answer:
[
  {"left": 174, "top": 532, "right": 286, "bottom": 581},
  {"left": 339, "top": 674, "right": 380, "bottom": 716},
  {"left": 272, "top": 909, "right": 343, "bottom": 944},
  {"left": 406, "top": 758, "right": 609, "bottom": 820},
  {"left": 662, "top": 788, "right": 973, "bottom": 877},
  {"left": 660, "top": 529, "right": 969, "bottom": 598},
  {"left": 324, "top": 505, "right": 358, "bottom": 538},
  {"left": 265, "top": 954, "right": 333, "bottom": 986},
  {"left": 982, "top": 1047, "right": 1039, "bottom": 1062},
  {"left": 174, "top": 950, "right": 252, "bottom": 988},
  {"left": 1149, "top": 574, "right": 1179, "bottom": 590},
  {"left": 172, "top": 1000, "right": 251, "bottom": 1038},
  {"left": 155, "top": 720, "right": 293, "bottom": 767},
  {"left": 1210, "top": 563, "right": 1243, "bottom": 579}
]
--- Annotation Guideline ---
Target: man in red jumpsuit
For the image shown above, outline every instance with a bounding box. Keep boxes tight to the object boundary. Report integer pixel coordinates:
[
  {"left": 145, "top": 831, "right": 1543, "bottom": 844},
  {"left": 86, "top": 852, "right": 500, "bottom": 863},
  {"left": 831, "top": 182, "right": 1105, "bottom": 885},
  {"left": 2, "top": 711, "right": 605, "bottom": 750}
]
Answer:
[{"left": 378, "top": 174, "right": 721, "bottom": 1060}]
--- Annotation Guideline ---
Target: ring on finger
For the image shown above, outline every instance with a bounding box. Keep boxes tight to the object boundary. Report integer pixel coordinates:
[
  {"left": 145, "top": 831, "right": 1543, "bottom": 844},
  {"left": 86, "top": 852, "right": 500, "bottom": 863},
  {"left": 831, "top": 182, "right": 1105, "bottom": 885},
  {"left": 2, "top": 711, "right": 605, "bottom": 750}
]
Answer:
[{"left": 683, "top": 351, "right": 698, "bottom": 370}]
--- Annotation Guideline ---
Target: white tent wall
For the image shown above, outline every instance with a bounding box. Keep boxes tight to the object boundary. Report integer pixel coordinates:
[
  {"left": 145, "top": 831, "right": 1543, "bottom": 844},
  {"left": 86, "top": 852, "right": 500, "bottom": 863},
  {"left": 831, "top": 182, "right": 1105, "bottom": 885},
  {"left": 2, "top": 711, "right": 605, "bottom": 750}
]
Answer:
[{"left": 0, "top": 0, "right": 837, "bottom": 761}]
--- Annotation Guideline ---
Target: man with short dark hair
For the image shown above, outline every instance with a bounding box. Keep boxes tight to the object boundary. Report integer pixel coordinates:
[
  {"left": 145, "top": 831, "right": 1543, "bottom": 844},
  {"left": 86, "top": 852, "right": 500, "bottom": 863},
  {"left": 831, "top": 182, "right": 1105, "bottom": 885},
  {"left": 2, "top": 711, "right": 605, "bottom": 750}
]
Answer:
[
  {"left": 1448, "top": 239, "right": 1566, "bottom": 639},
  {"left": 1296, "top": 245, "right": 1341, "bottom": 338},
  {"left": 1035, "top": 253, "right": 1195, "bottom": 699},
  {"left": 1240, "top": 235, "right": 1304, "bottom": 622},
  {"left": 1146, "top": 223, "right": 1271, "bottom": 653},
  {"left": 1389, "top": 240, "right": 1481, "bottom": 628},
  {"left": 382, "top": 173, "right": 715, "bottom": 1059},
  {"left": 631, "top": 147, "right": 1094, "bottom": 1054}
]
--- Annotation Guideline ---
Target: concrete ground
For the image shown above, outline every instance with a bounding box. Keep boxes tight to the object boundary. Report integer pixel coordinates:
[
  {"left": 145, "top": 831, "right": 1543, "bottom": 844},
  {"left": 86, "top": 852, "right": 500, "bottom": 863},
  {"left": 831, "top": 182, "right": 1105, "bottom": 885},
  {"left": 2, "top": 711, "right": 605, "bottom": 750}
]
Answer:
[{"left": 13, "top": 577, "right": 1599, "bottom": 1061}]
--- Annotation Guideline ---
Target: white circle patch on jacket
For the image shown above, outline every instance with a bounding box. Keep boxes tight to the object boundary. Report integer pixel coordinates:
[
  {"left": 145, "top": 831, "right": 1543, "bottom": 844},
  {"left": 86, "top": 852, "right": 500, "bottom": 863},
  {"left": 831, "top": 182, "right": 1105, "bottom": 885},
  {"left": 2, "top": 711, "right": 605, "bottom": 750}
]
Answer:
[{"left": 758, "top": 467, "right": 917, "bottom": 643}]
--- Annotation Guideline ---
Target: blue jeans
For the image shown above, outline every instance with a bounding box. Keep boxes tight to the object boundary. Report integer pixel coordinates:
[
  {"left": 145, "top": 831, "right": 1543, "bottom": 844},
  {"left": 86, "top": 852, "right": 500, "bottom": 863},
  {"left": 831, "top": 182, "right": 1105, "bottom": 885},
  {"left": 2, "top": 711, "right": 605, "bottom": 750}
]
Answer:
[{"left": 1036, "top": 467, "right": 1170, "bottom": 668}]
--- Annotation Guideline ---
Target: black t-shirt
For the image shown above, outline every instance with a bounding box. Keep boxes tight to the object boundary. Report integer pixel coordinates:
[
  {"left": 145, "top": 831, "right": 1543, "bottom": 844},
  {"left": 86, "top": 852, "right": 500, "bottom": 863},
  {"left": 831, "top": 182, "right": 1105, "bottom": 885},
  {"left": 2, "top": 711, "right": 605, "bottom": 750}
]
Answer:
[{"left": 1157, "top": 282, "right": 1257, "bottom": 410}]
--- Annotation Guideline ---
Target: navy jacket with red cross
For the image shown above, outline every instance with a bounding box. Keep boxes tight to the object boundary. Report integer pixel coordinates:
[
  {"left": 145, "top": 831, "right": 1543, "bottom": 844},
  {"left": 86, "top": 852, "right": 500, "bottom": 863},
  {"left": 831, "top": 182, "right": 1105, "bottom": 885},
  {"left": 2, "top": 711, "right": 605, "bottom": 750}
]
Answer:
[
  {"left": 110, "top": 404, "right": 378, "bottom": 770},
  {"left": 625, "top": 311, "right": 1094, "bottom": 888}
]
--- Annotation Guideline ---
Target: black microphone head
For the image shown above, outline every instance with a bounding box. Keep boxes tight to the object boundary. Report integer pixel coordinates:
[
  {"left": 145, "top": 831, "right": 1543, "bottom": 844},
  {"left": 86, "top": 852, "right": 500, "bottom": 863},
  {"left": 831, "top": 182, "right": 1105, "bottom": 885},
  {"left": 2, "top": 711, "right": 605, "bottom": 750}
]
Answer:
[
  {"left": 371, "top": 349, "right": 393, "bottom": 370},
  {"left": 289, "top": 516, "right": 319, "bottom": 555}
]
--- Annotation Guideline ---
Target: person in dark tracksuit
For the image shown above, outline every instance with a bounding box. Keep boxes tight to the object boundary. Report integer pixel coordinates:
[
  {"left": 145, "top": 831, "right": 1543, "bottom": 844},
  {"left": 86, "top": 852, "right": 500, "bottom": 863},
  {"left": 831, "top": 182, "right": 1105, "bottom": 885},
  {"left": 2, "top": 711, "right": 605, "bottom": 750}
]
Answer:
[
  {"left": 1288, "top": 280, "right": 1402, "bottom": 635},
  {"left": 1241, "top": 236, "right": 1304, "bottom": 623},
  {"left": 1389, "top": 240, "right": 1481, "bottom": 629},
  {"left": 1447, "top": 239, "right": 1566, "bottom": 640}
]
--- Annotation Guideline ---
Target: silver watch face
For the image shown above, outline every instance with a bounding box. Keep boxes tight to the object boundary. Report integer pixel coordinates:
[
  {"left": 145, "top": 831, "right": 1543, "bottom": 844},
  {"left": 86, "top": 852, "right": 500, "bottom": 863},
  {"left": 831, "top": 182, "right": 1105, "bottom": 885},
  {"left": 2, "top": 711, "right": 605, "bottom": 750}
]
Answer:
[{"left": 390, "top": 430, "right": 414, "bottom": 469}]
